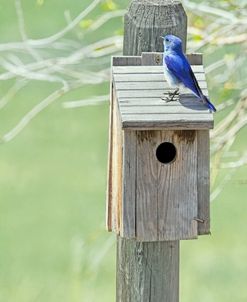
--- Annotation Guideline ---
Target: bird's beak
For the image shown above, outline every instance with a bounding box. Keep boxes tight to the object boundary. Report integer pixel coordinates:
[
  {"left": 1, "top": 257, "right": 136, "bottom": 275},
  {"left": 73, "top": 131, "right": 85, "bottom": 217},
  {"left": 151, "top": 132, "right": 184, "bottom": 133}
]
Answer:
[{"left": 160, "top": 36, "right": 164, "bottom": 40}]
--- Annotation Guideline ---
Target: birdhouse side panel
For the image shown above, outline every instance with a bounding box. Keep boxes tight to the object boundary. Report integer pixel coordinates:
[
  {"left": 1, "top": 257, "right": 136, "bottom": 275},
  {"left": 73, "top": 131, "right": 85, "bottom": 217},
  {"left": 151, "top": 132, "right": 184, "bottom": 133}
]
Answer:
[
  {"left": 107, "top": 83, "right": 123, "bottom": 234},
  {"left": 197, "top": 130, "right": 210, "bottom": 234}
]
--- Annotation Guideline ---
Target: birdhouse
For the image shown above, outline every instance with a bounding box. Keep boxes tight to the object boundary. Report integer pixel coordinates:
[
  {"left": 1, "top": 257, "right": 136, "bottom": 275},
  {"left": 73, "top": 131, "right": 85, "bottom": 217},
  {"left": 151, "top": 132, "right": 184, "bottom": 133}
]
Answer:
[{"left": 107, "top": 52, "right": 214, "bottom": 242}]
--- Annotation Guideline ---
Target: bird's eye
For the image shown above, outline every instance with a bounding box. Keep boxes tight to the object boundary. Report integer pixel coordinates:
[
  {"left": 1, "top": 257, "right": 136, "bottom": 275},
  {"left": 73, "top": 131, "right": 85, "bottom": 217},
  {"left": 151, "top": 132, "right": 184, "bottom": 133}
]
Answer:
[{"left": 165, "top": 38, "right": 169, "bottom": 42}]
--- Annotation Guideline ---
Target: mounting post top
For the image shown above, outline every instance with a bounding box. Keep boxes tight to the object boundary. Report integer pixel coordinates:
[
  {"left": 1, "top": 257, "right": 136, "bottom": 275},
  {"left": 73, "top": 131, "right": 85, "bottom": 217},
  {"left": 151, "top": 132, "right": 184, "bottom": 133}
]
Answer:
[{"left": 123, "top": 0, "right": 187, "bottom": 55}]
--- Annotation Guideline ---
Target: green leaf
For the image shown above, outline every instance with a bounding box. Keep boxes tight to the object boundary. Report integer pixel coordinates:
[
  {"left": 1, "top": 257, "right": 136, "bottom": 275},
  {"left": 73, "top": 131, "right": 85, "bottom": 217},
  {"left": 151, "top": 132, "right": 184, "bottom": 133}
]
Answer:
[
  {"left": 79, "top": 19, "right": 93, "bottom": 29},
  {"left": 101, "top": 0, "right": 117, "bottom": 11}
]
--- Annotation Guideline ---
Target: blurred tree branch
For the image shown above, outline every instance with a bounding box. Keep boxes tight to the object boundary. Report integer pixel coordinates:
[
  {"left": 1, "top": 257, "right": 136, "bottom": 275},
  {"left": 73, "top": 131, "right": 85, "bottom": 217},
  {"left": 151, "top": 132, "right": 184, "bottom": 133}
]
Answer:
[{"left": 0, "top": 0, "right": 123, "bottom": 143}]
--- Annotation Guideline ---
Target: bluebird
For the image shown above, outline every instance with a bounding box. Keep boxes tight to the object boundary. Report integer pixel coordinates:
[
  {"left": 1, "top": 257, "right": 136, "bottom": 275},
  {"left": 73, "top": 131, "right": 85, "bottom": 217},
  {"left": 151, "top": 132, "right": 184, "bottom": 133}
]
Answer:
[{"left": 161, "top": 34, "right": 216, "bottom": 112}]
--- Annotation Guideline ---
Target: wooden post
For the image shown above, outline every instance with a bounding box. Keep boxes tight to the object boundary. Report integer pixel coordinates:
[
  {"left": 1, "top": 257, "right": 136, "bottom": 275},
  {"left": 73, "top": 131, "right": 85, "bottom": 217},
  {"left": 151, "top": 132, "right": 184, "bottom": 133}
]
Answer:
[
  {"left": 117, "top": 239, "right": 179, "bottom": 302},
  {"left": 117, "top": 1, "right": 187, "bottom": 301},
  {"left": 123, "top": 0, "right": 187, "bottom": 55}
]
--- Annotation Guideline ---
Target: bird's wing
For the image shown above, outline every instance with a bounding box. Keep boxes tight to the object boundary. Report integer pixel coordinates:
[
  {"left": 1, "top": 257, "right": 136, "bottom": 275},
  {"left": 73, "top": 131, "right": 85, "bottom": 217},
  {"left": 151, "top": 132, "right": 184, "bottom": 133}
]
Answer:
[{"left": 165, "top": 54, "right": 203, "bottom": 99}]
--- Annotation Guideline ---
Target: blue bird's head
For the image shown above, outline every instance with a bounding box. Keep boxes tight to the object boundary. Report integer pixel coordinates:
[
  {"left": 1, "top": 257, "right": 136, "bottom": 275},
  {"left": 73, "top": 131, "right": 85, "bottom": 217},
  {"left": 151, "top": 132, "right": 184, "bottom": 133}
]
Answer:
[{"left": 161, "top": 35, "right": 183, "bottom": 53}]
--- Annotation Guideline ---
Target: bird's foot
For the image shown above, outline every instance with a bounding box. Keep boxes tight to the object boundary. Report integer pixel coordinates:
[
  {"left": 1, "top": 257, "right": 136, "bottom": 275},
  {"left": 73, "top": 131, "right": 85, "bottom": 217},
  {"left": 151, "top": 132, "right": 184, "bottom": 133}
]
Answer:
[
  {"left": 161, "top": 96, "right": 176, "bottom": 102},
  {"left": 162, "top": 88, "right": 179, "bottom": 102}
]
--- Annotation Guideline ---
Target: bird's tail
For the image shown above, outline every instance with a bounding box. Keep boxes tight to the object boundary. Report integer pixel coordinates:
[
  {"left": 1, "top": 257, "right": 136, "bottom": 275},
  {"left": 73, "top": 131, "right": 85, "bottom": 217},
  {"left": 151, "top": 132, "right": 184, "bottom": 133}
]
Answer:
[{"left": 202, "top": 95, "right": 217, "bottom": 112}]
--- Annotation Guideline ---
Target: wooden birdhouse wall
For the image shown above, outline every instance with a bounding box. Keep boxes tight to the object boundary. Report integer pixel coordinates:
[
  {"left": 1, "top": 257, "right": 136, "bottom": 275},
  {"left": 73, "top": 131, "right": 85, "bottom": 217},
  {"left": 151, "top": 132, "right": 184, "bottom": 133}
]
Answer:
[{"left": 120, "top": 129, "right": 211, "bottom": 241}]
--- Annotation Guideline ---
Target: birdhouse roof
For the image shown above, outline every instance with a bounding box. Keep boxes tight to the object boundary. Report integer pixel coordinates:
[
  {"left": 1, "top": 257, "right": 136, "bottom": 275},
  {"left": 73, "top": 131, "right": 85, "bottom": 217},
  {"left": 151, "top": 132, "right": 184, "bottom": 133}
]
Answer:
[{"left": 112, "top": 62, "right": 214, "bottom": 130}]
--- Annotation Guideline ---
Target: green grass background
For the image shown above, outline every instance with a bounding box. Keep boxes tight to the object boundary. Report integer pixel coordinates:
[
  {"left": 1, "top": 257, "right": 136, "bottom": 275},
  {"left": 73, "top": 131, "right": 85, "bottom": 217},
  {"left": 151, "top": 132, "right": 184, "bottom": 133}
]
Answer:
[{"left": 0, "top": 1, "right": 246, "bottom": 301}]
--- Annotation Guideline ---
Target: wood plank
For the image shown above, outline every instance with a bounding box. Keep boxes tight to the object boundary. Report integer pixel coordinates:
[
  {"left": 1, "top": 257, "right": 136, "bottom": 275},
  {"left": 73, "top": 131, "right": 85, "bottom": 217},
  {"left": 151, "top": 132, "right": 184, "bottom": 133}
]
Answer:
[
  {"left": 142, "top": 52, "right": 163, "bottom": 66},
  {"left": 136, "top": 131, "right": 159, "bottom": 240},
  {"left": 119, "top": 98, "right": 208, "bottom": 108},
  {"left": 115, "top": 81, "right": 207, "bottom": 90},
  {"left": 187, "top": 53, "right": 203, "bottom": 65},
  {"left": 121, "top": 130, "right": 137, "bottom": 238},
  {"left": 120, "top": 105, "right": 210, "bottom": 114},
  {"left": 113, "top": 65, "right": 204, "bottom": 74},
  {"left": 112, "top": 56, "right": 141, "bottom": 66},
  {"left": 114, "top": 73, "right": 206, "bottom": 82},
  {"left": 122, "top": 113, "right": 212, "bottom": 118},
  {"left": 157, "top": 130, "right": 198, "bottom": 240},
  {"left": 112, "top": 52, "right": 202, "bottom": 70},
  {"left": 122, "top": 114, "right": 214, "bottom": 130},
  {"left": 106, "top": 82, "right": 114, "bottom": 232},
  {"left": 197, "top": 130, "right": 210, "bottom": 235},
  {"left": 119, "top": 98, "right": 177, "bottom": 105},
  {"left": 110, "top": 84, "right": 122, "bottom": 233},
  {"left": 116, "top": 100, "right": 123, "bottom": 235},
  {"left": 141, "top": 52, "right": 203, "bottom": 66},
  {"left": 117, "top": 89, "right": 208, "bottom": 98}
]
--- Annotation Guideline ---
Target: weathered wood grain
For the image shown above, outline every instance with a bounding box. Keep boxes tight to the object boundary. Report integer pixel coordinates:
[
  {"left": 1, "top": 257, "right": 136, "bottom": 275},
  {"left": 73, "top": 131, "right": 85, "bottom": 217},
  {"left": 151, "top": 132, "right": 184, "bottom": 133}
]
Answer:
[
  {"left": 142, "top": 51, "right": 163, "bottom": 66},
  {"left": 117, "top": 238, "right": 179, "bottom": 302},
  {"left": 121, "top": 114, "right": 214, "bottom": 130},
  {"left": 113, "top": 65, "right": 204, "bottom": 74},
  {"left": 134, "top": 130, "right": 198, "bottom": 241},
  {"left": 187, "top": 53, "right": 203, "bottom": 65},
  {"left": 117, "top": 89, "right": 208, "bottom": 99},
  {"left": 119, "top": 98, "right": 208, "bottom": 107},
  {"left": 197, "top": 130, "right": 210, "bottom": 234},
  {"left": 136, "top": 131, "right": 158, "bottom": 240},
  {"left": 120, "top": 106, "right": 209, "bottom": 114},
  {"left": 113, "top": 53, "right": 202, "bottom": 68},
  {"left": 115, "top": 81, "right": 208, "bottom": 90},
  {"left": 112, "top": 56, "right": 142, "bottom": 67},
  {"left": 141, "top": 52, "right": 203, "bottom": 66},
  {"left": 123, "top": 0, "right": 187, "bottom": 55},
  {"left": 114, "top": 73, "right": 206, "bottom": 82},
  {"left": 157, "top": 130, "right": 198, "bottom": 240},
  {"left": 121, "top": 130, "right": 137, "bottom": 238}
]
